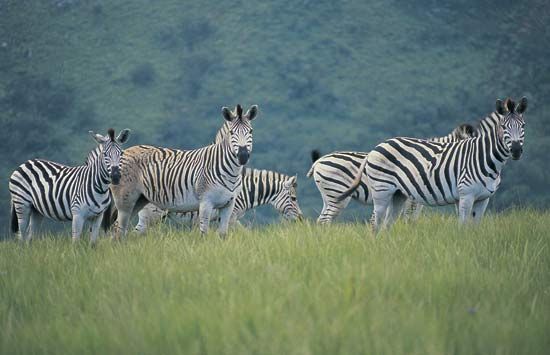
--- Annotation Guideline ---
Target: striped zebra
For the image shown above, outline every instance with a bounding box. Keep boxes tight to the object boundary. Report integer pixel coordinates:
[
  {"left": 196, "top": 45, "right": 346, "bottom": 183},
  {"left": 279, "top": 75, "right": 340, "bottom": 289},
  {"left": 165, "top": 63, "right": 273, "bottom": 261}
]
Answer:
[
  {"left": 339, "top": 97, "right": 527, "bottom": 231},
  {"left": 307, "top": 123, "right": 476, "bottom": 223},
  {"left": 9, "top": 128, "right": 131, "bottom": 242},
  {"left": 110, "top": 104, "right": 258, "bottom": 237},
  {"left": 134, "top": 168, "right": 303, "bottom": 232}
]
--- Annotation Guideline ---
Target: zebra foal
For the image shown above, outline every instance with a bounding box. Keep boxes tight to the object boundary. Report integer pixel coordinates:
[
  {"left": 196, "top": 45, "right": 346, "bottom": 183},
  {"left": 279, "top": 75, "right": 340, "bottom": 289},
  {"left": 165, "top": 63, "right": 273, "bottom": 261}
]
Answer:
[
  {"left": 9, "top": 128, "right": 131, "bottom": 242},
  {"left": 339, "top": 97, "right": 527, "bottom": 231}
]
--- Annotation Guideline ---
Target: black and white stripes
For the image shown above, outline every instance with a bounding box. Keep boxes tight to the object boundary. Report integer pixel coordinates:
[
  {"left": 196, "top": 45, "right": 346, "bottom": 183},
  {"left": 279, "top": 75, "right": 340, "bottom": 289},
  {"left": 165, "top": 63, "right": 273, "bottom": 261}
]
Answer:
[
  {"left": 110, "top": 105, "right": 258, "bottom": 237},
  {"left": 308, "top": 123, "right": 477, "bottom": 223},
  {"left": 134, "top": 168, "right": 303, "bottom": 232},
  {"left": 9, "top": 128, "right": 131, "bottom": 242},
  {"left": 339, "top": 97, "right": 527, "bottom": 231}
]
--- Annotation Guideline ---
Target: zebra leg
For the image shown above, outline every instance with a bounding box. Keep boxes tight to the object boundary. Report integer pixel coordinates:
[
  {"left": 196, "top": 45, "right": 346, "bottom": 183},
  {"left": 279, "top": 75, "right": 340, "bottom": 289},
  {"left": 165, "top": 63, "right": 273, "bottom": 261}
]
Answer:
[
  {"left": 198, "top": 200, "right": 214, "bottom": 236},
  {"left": 371, "top": 192, "right": 393, "bottom": 233},
  {"left": 71, "top": 214, "right": 86, "bottom": 242},
  {"left": 89, "top": 214, "right": 104, "bottom": 245},
  {"left": 317, "top": 197, "right": 350, "bottom": 224},
  {"left": 386, "top": 192, "right": 408, "bottom": 227},
  {"left": 458, "top": 195, "right": 475, "bottom": 224},
  {"left": 28, "top": 211, "right": 43, "bottom": 240},
  {"left": 15, "top": 203, "right": 32, "bottom": 242},
  {"left": 472, "top": 198, "right": 490, "bottom": 223},
  {"left": 218, "top": 199, "right": 237, "bottom": 238}
]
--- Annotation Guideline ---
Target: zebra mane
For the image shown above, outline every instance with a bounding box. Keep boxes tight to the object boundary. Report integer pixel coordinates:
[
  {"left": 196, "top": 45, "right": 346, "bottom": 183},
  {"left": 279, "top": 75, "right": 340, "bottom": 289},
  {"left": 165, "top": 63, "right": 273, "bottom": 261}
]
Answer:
[
  {"left": 476, "top": 111, "right": 502, "bottom": 137},
  {"left": 84, "top": 145, "right": 103, "bottom": 166}
]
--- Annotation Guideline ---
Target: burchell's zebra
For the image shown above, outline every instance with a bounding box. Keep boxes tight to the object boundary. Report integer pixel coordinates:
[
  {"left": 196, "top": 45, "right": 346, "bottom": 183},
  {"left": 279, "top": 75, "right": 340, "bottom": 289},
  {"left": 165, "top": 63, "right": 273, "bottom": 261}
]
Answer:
[
  {"left": 308, "top": 123, "right": 476, "bottom": 223},
  {"left": 339, "top": 97, "right": 527, "bottom": 231},
  {"left": 134, "top": 168, "right": 303, "bottom": 232},
  {"left": 9, "top": 128, "right": 131, "bottom": 242},
  {"left": 110, "top": 104, "right": 258, "bottom": 237}
]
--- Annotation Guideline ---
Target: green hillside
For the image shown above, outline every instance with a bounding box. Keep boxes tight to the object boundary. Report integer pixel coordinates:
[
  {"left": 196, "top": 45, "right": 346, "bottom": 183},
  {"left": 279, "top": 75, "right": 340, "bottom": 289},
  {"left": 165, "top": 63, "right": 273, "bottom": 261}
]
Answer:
[{"left": 1, "top": 0, "right": 550, "bottom": 230}]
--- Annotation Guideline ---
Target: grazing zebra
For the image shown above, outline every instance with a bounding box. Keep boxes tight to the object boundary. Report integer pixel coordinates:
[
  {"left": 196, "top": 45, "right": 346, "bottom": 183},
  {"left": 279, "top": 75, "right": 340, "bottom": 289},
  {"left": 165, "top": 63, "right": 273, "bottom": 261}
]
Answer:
[
  {"left": 9, "top": 128, "right": 131, "bottom": 242},
  {"left": 307, "top": 123, "right": 476, "bottom": 223},
  {"left": 110, "top": 104, "right": 258, "bottom": 237},
  {"left": 338, "top": 97, "right": 527, "bottom": 231},
  {"left": 134, "top": 168, "right": 303, "bottom": 232}
]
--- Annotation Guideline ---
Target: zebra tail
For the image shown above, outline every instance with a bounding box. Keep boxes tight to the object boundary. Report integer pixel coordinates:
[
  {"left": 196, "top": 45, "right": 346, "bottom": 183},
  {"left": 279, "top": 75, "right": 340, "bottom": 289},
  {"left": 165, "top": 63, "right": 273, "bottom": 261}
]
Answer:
[
  {"left": 10, "top": 202, "right": 18, "bottom": 234},
  {"left": 306, "top": 150, "right": 322, "bottom": 178},
  {"left": 336, "top": 156, "right": 369, "bottom": 202},
  {"left": 311, "top": 150, "right": 321, "bottom": 163},
  {"left": 101, "top": 200, "right": 115, "bottom": 232}
]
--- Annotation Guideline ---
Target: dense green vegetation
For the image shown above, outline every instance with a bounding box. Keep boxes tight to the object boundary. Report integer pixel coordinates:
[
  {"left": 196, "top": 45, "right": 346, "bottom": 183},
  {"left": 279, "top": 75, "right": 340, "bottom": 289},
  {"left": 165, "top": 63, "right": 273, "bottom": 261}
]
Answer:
[
  {"left": 1, "top": 211, "right": 549, "bottom": 354},
  {"left": 1, "top": 0, "right": 550, "bottom": 231}
]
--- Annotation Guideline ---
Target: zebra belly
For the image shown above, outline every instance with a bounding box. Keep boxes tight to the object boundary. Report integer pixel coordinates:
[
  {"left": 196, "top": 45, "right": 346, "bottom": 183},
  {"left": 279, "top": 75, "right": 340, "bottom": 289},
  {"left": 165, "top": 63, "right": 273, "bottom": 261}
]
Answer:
[{"left": 204, "top": 186, "right": 238, "bottom": 209}]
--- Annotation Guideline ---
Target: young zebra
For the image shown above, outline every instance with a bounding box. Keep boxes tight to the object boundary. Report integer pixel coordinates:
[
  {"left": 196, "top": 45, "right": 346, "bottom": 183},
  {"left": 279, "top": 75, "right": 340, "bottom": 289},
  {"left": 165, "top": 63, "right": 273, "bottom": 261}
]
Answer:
[
  {"left": 339, "top": 97, "right": 527, "bottom": 231},
  {"left": 9, "top": 128, "right": 131, "bottom": 242},
  {"left": 110, "top": 104, "right": 258, "bottom": 237},
  {"left": 134, "top": 168, "right": 303, "bottom": 232},
  {"left": 308, "top": 123, "right": 476, "bottom": 223}
]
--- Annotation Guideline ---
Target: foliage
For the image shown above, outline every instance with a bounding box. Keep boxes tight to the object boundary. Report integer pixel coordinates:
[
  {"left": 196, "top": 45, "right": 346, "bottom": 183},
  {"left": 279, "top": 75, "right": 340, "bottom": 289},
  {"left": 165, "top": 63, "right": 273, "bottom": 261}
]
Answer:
[
  {"left": 1, "top": 0, "right": 550, "bottom": 229},
  {"left": 1, "top": 211, "right": 549, "bottom": 354}
]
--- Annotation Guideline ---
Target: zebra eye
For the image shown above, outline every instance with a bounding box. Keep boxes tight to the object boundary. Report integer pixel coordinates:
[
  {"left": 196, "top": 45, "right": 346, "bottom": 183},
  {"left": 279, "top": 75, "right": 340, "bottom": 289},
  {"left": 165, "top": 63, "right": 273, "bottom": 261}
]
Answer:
[
  {"left": 249, "top": 129, "right": 253, "bottom": 134},
  {"left": 230, "top": 129, "right": 235, "bottom": 135},
  {"left": 291, "top": 197, "right": 297, "bottom": 201}
]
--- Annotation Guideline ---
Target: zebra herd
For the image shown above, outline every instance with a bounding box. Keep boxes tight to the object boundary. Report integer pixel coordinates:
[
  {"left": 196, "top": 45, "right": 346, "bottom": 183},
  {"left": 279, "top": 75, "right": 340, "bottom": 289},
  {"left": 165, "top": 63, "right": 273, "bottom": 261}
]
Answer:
[{"left": 8, "top": 98, "right": 527, "bottom": 242}]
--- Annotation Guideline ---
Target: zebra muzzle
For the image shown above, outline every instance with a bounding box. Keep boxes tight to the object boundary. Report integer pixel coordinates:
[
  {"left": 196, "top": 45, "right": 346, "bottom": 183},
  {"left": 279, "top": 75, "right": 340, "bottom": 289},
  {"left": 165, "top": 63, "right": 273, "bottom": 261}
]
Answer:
[
  {"left": 238, "top": 146, "right": 250, "bottom": 165},
  {"left": 510, "top": 141, "right": 523, "bottom": 160},
  {"left": 111, "top": 167, "right": 121, "bottom": 185}
]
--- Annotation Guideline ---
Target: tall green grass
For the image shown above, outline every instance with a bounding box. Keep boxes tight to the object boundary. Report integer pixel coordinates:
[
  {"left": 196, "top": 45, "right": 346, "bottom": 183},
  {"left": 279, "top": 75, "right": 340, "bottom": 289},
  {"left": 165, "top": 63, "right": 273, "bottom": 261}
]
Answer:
[{"left": 1, "top": 210, "right": 549, "bottom": 354}]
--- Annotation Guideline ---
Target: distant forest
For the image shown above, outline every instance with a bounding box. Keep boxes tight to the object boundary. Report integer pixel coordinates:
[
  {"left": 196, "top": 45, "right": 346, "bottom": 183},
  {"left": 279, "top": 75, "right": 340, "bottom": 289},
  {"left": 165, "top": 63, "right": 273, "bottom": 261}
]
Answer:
[{"left": 1, "top": 0, "right": 549, "bottom": 231}]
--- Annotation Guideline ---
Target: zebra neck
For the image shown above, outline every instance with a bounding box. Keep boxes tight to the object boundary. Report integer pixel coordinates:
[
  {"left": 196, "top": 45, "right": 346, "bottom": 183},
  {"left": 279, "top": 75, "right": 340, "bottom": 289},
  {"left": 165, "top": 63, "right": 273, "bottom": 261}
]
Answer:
[
  {"left": 480, "top": 113, "right": 511, "bottom": 173},
  {"left": 86, "top": 146, "right": 111, "bottom": 193},
  {"left": 215, "top": 138, "right": 244, "bottom": 178}
]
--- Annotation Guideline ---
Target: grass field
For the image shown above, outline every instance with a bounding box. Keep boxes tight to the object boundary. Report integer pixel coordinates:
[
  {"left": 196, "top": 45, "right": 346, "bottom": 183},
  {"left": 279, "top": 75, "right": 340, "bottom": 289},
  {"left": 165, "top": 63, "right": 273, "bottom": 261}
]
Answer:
[{"left": 1, "top": 210, "right": 549, "bottom": 354}]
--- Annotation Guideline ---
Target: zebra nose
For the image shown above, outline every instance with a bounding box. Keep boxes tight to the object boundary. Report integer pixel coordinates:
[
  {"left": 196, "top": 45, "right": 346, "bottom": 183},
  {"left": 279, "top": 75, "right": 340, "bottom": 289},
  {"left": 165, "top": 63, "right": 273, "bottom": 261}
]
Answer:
[
  {"left": 237, "top": 146, "right": 249, "bottom": 165},
  {"left": 510, "top": 141, "right": 523, "bottom": 160},
  {"left": 111, "top": 166, "right": 121, "bottom": 185}
]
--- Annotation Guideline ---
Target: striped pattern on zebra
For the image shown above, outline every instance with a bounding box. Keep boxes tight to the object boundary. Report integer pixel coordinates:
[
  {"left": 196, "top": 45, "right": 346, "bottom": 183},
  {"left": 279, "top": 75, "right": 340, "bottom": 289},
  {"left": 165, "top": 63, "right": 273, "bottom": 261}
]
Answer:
[
  {"left": 339, "top": 97, "right": 527, "bottom": 231},
  {"left": 9, "top": 128, "right": 131, "bottom": 242},
  {"left": 135, "top": 168, "right": 303, "bottom": 232},
  {"left": 307, "top": 123, "right": 476, "bottom": 223},
  {"left": 110, "top": 104, "right": 258, "bottom": 237}
]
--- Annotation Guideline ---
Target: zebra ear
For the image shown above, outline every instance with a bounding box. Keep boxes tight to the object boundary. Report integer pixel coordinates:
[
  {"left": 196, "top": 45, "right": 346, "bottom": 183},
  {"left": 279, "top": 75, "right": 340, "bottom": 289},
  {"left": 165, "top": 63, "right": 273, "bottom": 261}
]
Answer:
[
  {"left": 246, "top": 105, "right": 258, "bottom": 121},
  {"left": 495, "top": 99, "right": 506, "bottom": 115},
  {"left": 222, "top": 107, "right": 234, "bottom": 122},
  {"left": 116, "top": 129, "right": 131, "bottom": 144},
  {"left": 516, "top": 97, "right": 528, "bottom": 115},
  {"left": 89, "top": 131, "right": 108, "bottom": 144}
]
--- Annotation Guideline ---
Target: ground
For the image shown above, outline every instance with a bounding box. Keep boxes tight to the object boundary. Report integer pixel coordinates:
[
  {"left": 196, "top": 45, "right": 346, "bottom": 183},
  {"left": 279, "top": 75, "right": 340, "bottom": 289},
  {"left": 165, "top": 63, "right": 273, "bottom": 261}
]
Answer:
[{"left": 1, "top": 210, "right": 549, "bottom": 354}]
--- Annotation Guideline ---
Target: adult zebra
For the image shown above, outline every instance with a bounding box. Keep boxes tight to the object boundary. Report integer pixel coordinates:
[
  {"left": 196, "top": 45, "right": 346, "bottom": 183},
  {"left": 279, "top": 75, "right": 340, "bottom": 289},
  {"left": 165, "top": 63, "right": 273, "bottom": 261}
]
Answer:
[
  {"left": 9, "top": 128, "right": 131, "bottom": 242},
  {"left": 307, "top": 123, "right": 476, "bottom": 223},
  {"left": 339, "top": 97, "right": 527, "bottom": 231},
  {"left": 110, "top": 104, "right": 258, "bottom": 237},
  {"left": 134, "top": 168, "right": 303, "bottom": 232}
]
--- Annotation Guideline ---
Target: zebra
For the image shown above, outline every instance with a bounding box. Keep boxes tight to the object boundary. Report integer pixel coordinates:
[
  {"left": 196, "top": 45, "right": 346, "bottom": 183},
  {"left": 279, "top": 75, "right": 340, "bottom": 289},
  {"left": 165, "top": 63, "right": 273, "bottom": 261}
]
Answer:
[
  {"left": 110, "top": 104, "right": 258, "bottom": 237},
  {"left": 9, "top": 128, "right": 131, "bottom": 242},
  {"left": 338, "top": 97, "right": 527, "bottom": 231},
  {"left": 134, "top": 168, "right": 303, "bottom": 232},
  {"left": 307, "top": 123, "right": 476, "bottom": 223}
]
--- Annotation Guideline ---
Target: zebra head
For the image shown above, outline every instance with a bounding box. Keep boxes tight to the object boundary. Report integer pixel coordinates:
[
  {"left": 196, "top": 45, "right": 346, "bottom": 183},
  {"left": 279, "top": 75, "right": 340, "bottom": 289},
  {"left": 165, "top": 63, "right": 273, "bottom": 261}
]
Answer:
[
  {"left": 496, "top": 97, "right": 527, "bottom": 160},
  {"left": 274, "top": 176, "right": 304, "bottom": 221},
  {"left": 89, "top": 128, "right": 131, "bottom": 185},
  {"left": 221, "top": 104, "right": 258, "bottom": 165}
]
